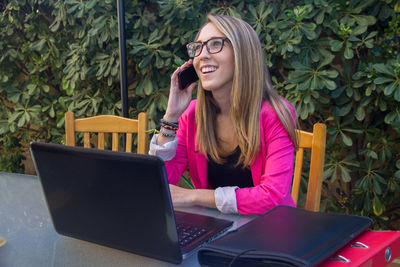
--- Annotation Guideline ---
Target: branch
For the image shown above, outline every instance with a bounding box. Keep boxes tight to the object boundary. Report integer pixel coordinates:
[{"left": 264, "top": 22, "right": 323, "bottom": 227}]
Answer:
[{"left": 38, "top": 6, "right": 53, "bottom": 24}]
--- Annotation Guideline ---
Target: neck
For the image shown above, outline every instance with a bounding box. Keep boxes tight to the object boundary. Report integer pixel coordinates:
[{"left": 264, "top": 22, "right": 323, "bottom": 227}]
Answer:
[{"left": 212, "top": 86, "right": 231, "bottom": 115}]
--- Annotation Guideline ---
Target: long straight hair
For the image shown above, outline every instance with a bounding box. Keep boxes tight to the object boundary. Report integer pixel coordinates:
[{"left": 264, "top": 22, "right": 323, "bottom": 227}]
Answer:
[{"left": 195, "top": 14, "right": 298, "bottom": 166}]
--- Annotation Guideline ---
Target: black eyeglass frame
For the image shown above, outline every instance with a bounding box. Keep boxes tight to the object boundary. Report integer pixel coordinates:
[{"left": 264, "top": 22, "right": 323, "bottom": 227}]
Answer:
[{"left": 186, "top": 37, "right": 230, "bottom": 58}]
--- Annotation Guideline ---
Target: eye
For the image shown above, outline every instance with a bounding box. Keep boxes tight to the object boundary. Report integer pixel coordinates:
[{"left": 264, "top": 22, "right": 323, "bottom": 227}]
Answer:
[
  {"left": 193, "top": 43, "right": 203, "bottom": 51},
  {"left": 210, "top": 39, "right": 223, "bottom": 48}
]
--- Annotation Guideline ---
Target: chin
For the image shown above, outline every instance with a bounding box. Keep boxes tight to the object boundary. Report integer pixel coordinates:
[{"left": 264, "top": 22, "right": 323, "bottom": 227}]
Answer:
[{"left": 199, "top": 82, "right": 216, "bottom": 91}]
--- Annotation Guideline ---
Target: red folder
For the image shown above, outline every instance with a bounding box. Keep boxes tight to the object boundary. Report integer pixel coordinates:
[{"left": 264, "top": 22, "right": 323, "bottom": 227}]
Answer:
[{"left": 320, "top": 231, "right": 400, "bottom": 267}]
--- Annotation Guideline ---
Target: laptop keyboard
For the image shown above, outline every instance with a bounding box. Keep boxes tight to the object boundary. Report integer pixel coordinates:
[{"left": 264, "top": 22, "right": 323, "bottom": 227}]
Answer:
[{"left": 176, "top": 222, "right": 208, "bottom": 247}]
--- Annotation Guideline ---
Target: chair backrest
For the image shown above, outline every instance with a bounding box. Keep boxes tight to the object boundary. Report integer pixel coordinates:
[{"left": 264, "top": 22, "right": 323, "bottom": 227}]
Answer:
[
  {"left": 291, "top": 123, "right": 327, "bottom": 212},
  {"left": 64, "top": 112, "right": 148, "bottom": 154}
]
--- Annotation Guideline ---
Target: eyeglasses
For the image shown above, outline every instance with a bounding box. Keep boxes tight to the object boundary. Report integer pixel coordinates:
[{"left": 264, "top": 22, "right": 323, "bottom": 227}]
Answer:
[{"left": 186, "top": 37, "right": 230, "bottom": 58}]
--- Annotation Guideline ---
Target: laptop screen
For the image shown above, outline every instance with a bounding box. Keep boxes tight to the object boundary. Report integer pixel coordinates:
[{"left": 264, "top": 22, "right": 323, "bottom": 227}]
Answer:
[{"left": 30, "top": 142, "right": 182, "bottom": 263}]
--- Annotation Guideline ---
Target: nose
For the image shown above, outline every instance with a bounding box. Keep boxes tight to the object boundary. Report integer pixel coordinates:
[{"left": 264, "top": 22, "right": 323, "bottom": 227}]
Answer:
[{"left": 197, "top": 44, "right": 210, "bottom": 59}]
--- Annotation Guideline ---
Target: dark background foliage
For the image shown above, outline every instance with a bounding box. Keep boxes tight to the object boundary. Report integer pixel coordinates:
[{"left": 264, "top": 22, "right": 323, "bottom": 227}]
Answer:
[{"left": 1, "top": 0, "right": 399, "bottom": 229}]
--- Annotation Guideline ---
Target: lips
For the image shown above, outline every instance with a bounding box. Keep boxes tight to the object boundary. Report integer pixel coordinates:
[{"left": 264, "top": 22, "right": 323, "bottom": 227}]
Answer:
[{"left": 201, "top": 66, "right": 217, "bottom": 74}]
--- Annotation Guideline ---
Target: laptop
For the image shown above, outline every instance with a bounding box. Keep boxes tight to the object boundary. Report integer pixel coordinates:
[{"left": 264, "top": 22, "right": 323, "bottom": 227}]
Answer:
[{"left": 30, "top": 142, "right": 233, "bottom": 264}]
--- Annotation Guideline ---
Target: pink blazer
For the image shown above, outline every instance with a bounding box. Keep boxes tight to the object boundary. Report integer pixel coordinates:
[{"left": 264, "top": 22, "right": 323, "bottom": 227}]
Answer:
[{"left": 165, "top": 100, "right": 296, "bottom": 214}]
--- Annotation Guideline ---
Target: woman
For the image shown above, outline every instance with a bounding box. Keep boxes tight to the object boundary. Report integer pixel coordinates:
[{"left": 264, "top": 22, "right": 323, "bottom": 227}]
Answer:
[{"left": 149, "top": 14, "right": 298, "bottom": 215}]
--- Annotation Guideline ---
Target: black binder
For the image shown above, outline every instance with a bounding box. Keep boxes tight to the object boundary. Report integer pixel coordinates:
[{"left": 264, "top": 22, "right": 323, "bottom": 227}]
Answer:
[{"left": 198, "top": 205, "right": 373, "bottom": 267}]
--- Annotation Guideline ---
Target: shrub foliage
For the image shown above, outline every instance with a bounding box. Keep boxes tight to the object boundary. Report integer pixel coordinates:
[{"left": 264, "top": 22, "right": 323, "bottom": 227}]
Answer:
[{"left": 1, "top": 0, "right": 399, "bottom": 228}]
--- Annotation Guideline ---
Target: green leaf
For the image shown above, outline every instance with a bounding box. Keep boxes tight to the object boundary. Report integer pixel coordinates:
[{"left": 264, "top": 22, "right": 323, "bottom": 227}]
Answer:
[
  {"left": 344, "top": 47, "right": 354, "bottom": 59},
  {"left": 139, "top": 55, "right": 153, "bottom": 69},
  {"left": 86, "top": 0, "right": 97, "bottom": 9},
  {"left": 342, "top": 128, "right": 363, "bottom": 134},
  {"left": 383, "top": 81, "right": 398, "bottom": 96},
  {"left": 298, "top": 78, "right": 312, "bottom": 91},
  {"left": 149, "top": 29, "right": 161, "bottom": 43},
  {"left": 355, "top": 106, "right": 365, "bottom": 121},
  {"left": 384, "top": 111, "right": 397, "bottom": 124},
  {"left": 17, "top": 115, "right": 26, "bottom": 127},
  {"left": 50, "top": 106, "right": 55, "bottom": 118},
  {"left": 26, "top": 83, "right": 36, "bottom": 90},
  {"left": 394, "top": 86, "right": 400, "bottom": 101},
  {"left": 323, "top": 167, "right": 334, "bottom": 180},
  {"left": 323, "top": 79, "right": 336, "bottom": 90},
  {"left": 158, "top": 50, "right": 171, "bottom": 58},
  {"left": 335, "top": 102, "right": 352, "bottom": 116},
  {"left": 8, "top": 111, "right": 22, "bottom": 123},
  {"left": 340, "top": 166, "right": 352, "bottom": 182},
  {"left": 373, "top": 179, "right": 382, "bottom": 195},
  {"left": 374, "top": 64, "right": 395, "bottom": 76},
  {"left": 323, "top": 69, "right": 339, "bottom": 79},
  {"left": 373, "top": 196, "right": 383, "bottom": 216},
  {"left": 352, "top": 25, "right": 367, "bottom": 36},
  {"left": 374, "top": 76, "right": 395, "bottom": 84},
  {"left": 30, "top": 39, "right": 46, "bottom": 51},
  {"left": 42, "top": 85, "right": 50, "bottom": 93},
  {"left": 354, "top": 15, "right": 376, "bottom": 26},
  {"left": 340, "top": 131, "right": 353, "bottom": 146},
  {"left": 348, "top": 35, "right": 361, "bottom": 42},
  {"left": 144, "top": 78, "right": 153, "bottom": 95},
  {"left": 318, "top": 53, "right": 335, "bottom": 68},
  {"left": 364, "top": 39, "right": 374, "bottom": 49},
  {"left": 310, "top": 75, "right": 318, "bottom": 90},
  {"left": 291, "top": 61, "right": 310, "bottom": 70},
  {"left": 367, "top": 150, "right": 378, "bottom": 159},
  {"left": 330, "top": 40, "right": 343, "bottom": 51},
  {"left": 316, "top": 10, "right": 325, "bottom": 24}
]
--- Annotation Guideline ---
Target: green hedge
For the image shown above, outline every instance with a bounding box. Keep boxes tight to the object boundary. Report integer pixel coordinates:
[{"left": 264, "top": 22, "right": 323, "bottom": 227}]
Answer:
[{"left": 1, "top": 0, "right": 399, "bottom": 229}]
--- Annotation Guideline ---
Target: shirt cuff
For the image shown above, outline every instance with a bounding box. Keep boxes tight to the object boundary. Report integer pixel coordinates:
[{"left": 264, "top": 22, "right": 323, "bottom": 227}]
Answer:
[
  {"left": 214, "top": 186, "right": 239, "bottom": 214},
  {"left": 148, "top": 134, "right": 178, "bottom": 161}
]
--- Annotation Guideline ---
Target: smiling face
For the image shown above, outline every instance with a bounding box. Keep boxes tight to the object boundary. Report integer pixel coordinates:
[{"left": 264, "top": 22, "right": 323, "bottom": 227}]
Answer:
[{"left": 193, "top": 23, "right": 235, "bottom": 95}]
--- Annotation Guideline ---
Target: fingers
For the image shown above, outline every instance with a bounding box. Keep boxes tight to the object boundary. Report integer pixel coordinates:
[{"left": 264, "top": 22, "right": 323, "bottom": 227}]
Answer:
[
  {"left": 181, "top": 59, "right": 193, "bottom": 69},
  {"left": 171, "top": 59, "right": 196, "bottom": 91},
  {"left": 174, "top": 59, "right": 193, "bottom": 75},
  {"left": 186, "top": 82, "right": 197, "bottom": 94}
]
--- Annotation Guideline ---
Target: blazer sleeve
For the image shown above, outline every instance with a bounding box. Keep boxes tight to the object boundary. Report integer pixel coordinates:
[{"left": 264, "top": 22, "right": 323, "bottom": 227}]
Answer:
[{"left": 235, "top": 105, "right": 295, "bottom": 215}]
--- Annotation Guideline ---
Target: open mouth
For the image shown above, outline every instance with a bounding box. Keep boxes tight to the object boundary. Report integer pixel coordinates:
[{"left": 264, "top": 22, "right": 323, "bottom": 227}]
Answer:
[{"left": 201, "top": 66, "right": 217, "bottom": 74}]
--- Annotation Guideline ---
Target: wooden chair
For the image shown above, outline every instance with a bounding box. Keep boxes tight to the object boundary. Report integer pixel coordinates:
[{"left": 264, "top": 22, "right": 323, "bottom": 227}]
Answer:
[
  {"left": 65, "top": 112, "right": 148, "bottom": 154},
  {"left": 291, "top": 123, "right": 327, "bottom": 212}
]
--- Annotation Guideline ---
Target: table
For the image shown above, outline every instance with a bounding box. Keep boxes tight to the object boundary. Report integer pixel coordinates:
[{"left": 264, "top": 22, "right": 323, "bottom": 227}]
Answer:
[{"left": 0, "top": 172, "right": 256, "bottom": 267}]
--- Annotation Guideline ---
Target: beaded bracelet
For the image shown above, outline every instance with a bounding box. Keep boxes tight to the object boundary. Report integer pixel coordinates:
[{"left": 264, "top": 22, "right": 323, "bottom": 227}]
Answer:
[
  {"left": 160, "top": 118, "right": 179, "bottom": 129},
  {"left": 160, "top": 127, "right": 176, "bottom": 138},
  {"left": 161, "top": 124, "right": 178, "bottom": 131}
]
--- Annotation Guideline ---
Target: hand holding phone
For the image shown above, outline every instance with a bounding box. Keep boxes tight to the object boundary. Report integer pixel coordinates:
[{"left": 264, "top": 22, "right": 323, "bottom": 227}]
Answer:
[{"left": 178, "top": 65, "right": 198, "bottom": 90}]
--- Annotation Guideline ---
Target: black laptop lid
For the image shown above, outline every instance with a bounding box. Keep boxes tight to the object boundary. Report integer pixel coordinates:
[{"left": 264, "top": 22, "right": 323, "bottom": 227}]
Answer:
[{"left": 30, "top": 142, "right": 182, "bottom": 263}]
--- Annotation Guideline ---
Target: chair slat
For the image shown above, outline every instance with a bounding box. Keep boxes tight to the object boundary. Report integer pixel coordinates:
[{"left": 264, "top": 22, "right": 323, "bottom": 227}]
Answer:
[
  {"left": 65, "top": 112, "right": 75, "bottom": 146},
  {"left": 126, "top": 133, "right": 132, "bottom": 152},
  {"left": 75, "top": 115, "right": 139, "bottom": 133},
  {"left": 137, "top": 112, "right": 148, "bottom": 154},
  {"left": 291, "top": 148, "right": 304, "bottom": 205},
  {"left": 291, "top": 123, "right": 326, "bottom": 211},
  {"left": 112, "top": 132, "right": 118, "bottom": 151},
  {"left": 98, "top": 133, "right": 104, "bottom": 149},
  {"left": 305, "top": 123, "right": 326, "bottom": 212},
  {"left": 83, "top": 132, "right": 90, "bottom": 148}
]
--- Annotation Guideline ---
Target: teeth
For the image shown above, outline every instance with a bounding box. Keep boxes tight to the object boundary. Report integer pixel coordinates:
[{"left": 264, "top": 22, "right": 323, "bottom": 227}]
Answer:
[{"left": 201, "top": 66, "right": 217, "bottom": 73}]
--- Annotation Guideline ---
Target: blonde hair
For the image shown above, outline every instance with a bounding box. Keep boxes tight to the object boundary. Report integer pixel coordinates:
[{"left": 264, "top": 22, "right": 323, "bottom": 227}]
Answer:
[{"left": 195, "top": 14, "right": 298, "bottom": 166}]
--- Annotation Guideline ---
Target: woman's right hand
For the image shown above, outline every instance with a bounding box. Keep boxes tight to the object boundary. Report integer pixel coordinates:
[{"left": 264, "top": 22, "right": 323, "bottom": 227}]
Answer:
[{"left": 163, "top": 60, "right": 197, "bottom": 122}]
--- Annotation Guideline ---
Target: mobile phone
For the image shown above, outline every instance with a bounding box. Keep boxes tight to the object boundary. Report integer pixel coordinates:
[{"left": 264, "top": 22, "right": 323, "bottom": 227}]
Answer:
[{"left": 178, "top": 65, "right": 198, "bottom": 90}]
